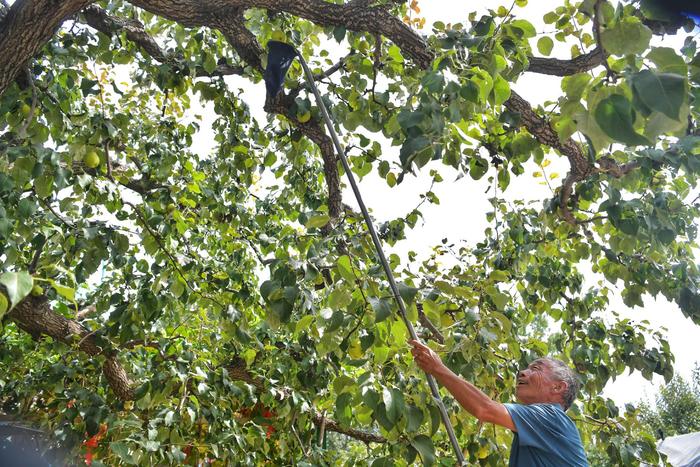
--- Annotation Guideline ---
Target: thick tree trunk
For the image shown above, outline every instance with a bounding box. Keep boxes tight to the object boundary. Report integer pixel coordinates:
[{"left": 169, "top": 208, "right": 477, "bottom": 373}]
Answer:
[{"left": 0, "top": 0, "right": 92, "bottom": 95}]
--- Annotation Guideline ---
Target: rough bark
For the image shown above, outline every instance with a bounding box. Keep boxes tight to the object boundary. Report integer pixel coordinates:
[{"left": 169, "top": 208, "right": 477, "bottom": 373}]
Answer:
[
  {"left": 0, "top": 0, "right": 93, "bottom": 95},
  {"left": 129, "top": 0, "right": 432, "bottom": 68},
  {"left": 504, "top": 91, "right": 593, "bottom": 223},
  {"left": 311, "top": 412, "right": 386, "bottom": 443},
  {"left": 7, "top": 295, "right": 135, "bottom": 401},
  {"left": 527, "top": 47, "right": 604, "bottom": 76}
]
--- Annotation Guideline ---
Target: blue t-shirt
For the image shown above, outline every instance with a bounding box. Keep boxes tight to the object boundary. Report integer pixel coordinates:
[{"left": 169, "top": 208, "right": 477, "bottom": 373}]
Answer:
[{"left": 504, "top": 403, "right": 588, "bottom": 467}]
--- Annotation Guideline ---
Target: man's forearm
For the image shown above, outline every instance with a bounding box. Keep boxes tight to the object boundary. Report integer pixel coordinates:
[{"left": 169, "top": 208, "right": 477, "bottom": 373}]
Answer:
[
  {"left": 409, "top": 339, "right": 515, "bottom": 430},
  {"left": 431, "top": 364, "right": 500, "bottom": 421}
]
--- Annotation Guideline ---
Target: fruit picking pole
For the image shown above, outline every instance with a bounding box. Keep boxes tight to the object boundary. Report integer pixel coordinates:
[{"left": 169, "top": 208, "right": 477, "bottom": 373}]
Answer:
[{"left": 297, "top": 54, "right": 465, "bottom": 465}]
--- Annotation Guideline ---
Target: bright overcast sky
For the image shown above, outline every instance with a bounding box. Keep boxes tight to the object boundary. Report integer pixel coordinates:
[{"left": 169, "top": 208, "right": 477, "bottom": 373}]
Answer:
[{"left": 188, "top": 0, "right": 700, "bottom": 406}]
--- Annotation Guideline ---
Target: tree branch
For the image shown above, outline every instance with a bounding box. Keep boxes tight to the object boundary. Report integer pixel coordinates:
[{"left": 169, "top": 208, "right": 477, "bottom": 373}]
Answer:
[
  {"left": 311, "top": 411, "right": 386, "bottom": 443},
  {"left": 129, "top": 0, "right": 433, "bottom": 68},
  {"left": 8, "top": 295, "right": 135, "bottom": 401},
  {"left": 504, "top": 91, "right": 593, "bottom": 223},
  {"left": 82, "top": 5, "right": 245, "bottom": 77},
  {"left": 417, "top": 302, "right": 444, "bottom": 344},
  {"left": 526, "top": 47, "right": 604, "bottom": 76}
]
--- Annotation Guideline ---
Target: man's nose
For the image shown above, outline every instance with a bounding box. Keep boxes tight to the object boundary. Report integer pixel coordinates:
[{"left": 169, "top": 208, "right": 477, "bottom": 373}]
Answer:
[{"left": 518, "top": 370, "right": 527, "bottom": 378}]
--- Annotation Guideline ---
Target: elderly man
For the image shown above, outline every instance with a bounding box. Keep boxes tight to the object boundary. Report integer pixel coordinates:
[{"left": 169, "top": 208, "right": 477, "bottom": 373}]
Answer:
[{"left": 409, "top": 340, "right": 588, "bottom": 466}]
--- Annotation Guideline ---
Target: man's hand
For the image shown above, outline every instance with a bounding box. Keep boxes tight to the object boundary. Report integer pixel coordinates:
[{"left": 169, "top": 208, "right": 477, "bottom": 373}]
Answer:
[{"left": 409, "top": 339, "right": 447, "bottom": 377}]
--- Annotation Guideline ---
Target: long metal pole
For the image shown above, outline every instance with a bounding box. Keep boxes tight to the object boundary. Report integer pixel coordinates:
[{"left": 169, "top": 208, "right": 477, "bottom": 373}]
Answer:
[{"left": 298, "top": 56, "right": 465, "bottom": 465}]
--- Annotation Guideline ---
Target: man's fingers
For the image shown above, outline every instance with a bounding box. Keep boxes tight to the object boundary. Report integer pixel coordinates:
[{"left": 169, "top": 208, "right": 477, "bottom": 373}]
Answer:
[{"left": 408, "top": 339, "right": 429, "bottom": 351}]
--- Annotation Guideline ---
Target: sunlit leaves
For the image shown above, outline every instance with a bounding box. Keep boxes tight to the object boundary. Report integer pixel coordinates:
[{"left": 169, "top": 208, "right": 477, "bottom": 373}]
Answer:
[
  {"left": 537, "top": 36, "right": 554, "bottom": 56},
  {"left": 601, "top": 16, "right": 652, "bottom": 56}
]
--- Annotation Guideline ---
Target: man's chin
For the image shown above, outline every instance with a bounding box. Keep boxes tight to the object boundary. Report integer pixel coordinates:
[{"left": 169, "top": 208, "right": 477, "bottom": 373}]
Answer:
[{"left": 514, "top": 386, "right": 529, "bottom": 403}]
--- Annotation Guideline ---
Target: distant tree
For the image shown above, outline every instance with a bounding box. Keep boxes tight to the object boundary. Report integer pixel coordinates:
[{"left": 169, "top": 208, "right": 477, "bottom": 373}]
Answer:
[{"left": 639, "top": 363, "right": 700, "bottom": 438}]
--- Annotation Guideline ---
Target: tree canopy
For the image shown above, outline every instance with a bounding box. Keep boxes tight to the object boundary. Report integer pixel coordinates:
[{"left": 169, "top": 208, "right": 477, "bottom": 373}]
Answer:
[{"left": 0, "top": 0, "right": 699, "bottom": 465}]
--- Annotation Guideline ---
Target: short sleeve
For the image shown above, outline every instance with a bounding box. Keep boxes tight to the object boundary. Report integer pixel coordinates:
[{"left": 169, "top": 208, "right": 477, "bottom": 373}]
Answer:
[{"left": 504, "top": 403, "right": 563, "bottom": 451}]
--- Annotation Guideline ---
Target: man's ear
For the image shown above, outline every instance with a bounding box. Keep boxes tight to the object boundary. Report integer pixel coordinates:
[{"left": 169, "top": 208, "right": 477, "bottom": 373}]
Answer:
[{"left": 552, "top": 381, "right": 568, "bottom": 394}]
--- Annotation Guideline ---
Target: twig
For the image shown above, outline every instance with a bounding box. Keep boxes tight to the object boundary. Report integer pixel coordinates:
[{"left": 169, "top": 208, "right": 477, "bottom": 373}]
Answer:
[
  {"left": 576, "top": 215, "right": 607, "bottom": 225},
  {"left": 417, "top": 303, "right": 445, "bottom": 344},
  {"left": 28, "top": 236, "right": 46, "bottom": 274},
  {"left": 37, "top": 196, "right": 75, "bottom": 229},
  {"left": 318, "top": 411, "right": 327, "bottom": 447},
  {"left": 124, "top": 201, "right": 225, "bottom": 311}
]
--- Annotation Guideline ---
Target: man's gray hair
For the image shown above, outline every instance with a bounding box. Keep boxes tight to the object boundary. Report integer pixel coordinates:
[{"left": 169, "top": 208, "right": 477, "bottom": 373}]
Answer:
[{"left": 536, "top": 357, "right": 581, "bottom": 410}]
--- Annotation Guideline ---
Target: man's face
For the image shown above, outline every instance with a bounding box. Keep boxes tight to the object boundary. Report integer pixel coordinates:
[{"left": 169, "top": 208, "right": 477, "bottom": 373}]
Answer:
[{"left": 515, "top": 359, "right": 563, "bottom": 405}]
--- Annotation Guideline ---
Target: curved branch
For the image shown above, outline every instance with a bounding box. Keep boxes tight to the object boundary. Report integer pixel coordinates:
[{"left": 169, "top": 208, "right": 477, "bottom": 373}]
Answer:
[
  {"left": 8, "top": 295, "right": 135, "bottom": 401},
  {"left": 82, "top": 5, "right": 245, "bottom": 77},
  {"left": 526, "top": 47, "right": 604, "bottom": 76},
  {"left": 504, "top": 91, "right": 593, "bottom": 223},
  {"left": 83, "top": 5, "right": 168, "bottom": 62},
  {"left": 265, "top": 92, "right": 343, "bottom": 220}
]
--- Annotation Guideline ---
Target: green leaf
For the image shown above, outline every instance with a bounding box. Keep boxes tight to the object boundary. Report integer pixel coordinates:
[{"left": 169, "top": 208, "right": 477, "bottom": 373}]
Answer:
[
  {"left": 469, "top": 156, "right": 488, "bottom": 180},
  {"left": 371, "top": 458, "right": 394, "bottom": 467},
  {"left": 631, "top": 70, "right": 686, "bottom": 120},
  {"left": 388, "top": 44, "right": 404, "bottom": 63},
  {"left": 486, "top": 285, "right": 509, "bottom": 311},
  {"left": 406, "top": 405, "right": 424, "bottom": 432},
  {"left": 369, "top": 297, "right": 393, "bottom": 322},
  {"left": 410, "top": 434, "right": 436, "bottom": 466},
  {"left": 421, "top": 71, "right": 444, "bottom": 93},
  {"left": 110, "top": 442, "right": 133, "bottom": 464},
  {"left": 594, "top": 94, "right": 650, "bottom": 146},
  {"left": 337, "top": 255, "right": 355, "bottom": 283},
  {"left": 305, "top": 214, "right": 330, "bottom": 228},
  {"left": 328, "top": 288, "right": 352, "bottom": 309},
  {"left": 400, "top": 136, "right": 431, "bottom": 169},
  {"left": 537, "top": 36, "right": 553, "bottom": 56},
  {"left": 203, "top": 52, "right": 217, "bottom": 74},
  {"left": 0, "top": 272, "right": 33, "bottom": 310},
  {"left": 49, "top": 280, "right": 75, "bottom": 302},
  {"left": 492, "top": 74, "right": 511, "bottom": 106},
  {"left": 398, "top": 110, "right": 425, "bottom": 130},
  {"left": 333, "top": 26, "right": 346, "bottom": 43},
  {"left": 561, "top": 73, "right": 591, "bottom": 101},
  {"left": 383, "top": 388, "right": 405, "bottom": 423},
  {"left": 0, "top": 294, "right": 8, "bottom": 319},
  {"left": 509, "top": 19, "right": 536, "bottom": 38},
  {"left": 33, "top": 173, "right": 54, "bottom": 198},
  {"left": 398, "top": 282, "right": 419, "bottom": 305},
  {"left": 295, "top": 315, "right": 315, "bottom": 335},
  {"left": 460, "top": 80, "right": 479, "bottom": 103},
  {"left": 601, "top": 17, "right": 652, "bottom": 56},
  {"left": 646, "top": 47, "right": 687, "bottom": 75}
]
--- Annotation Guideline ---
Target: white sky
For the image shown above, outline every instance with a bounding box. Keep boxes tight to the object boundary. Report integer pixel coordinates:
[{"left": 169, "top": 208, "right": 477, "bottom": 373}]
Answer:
[{"left": 186, "top": 0, "right": 700, "bottom": 407}]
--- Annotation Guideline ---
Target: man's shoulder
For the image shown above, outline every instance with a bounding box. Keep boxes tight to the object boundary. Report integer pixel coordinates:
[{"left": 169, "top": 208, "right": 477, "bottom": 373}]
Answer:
[
  {"left": 505, "top": 403, "right": 578, "bottom": 429},
  {"left": 506, "top": 402, "right": 567, "bottom": 415}
]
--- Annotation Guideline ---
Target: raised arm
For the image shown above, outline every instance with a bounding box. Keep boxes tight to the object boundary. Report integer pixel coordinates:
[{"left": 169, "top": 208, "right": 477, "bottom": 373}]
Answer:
[{"left": 409, "top": 340, "right": 516, "bottom": 431}]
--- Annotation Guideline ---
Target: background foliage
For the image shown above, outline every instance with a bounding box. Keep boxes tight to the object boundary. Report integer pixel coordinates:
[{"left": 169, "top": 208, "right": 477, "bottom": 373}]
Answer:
[{"left": 0, "top": 0, "right": 699, "bottom": 465}]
